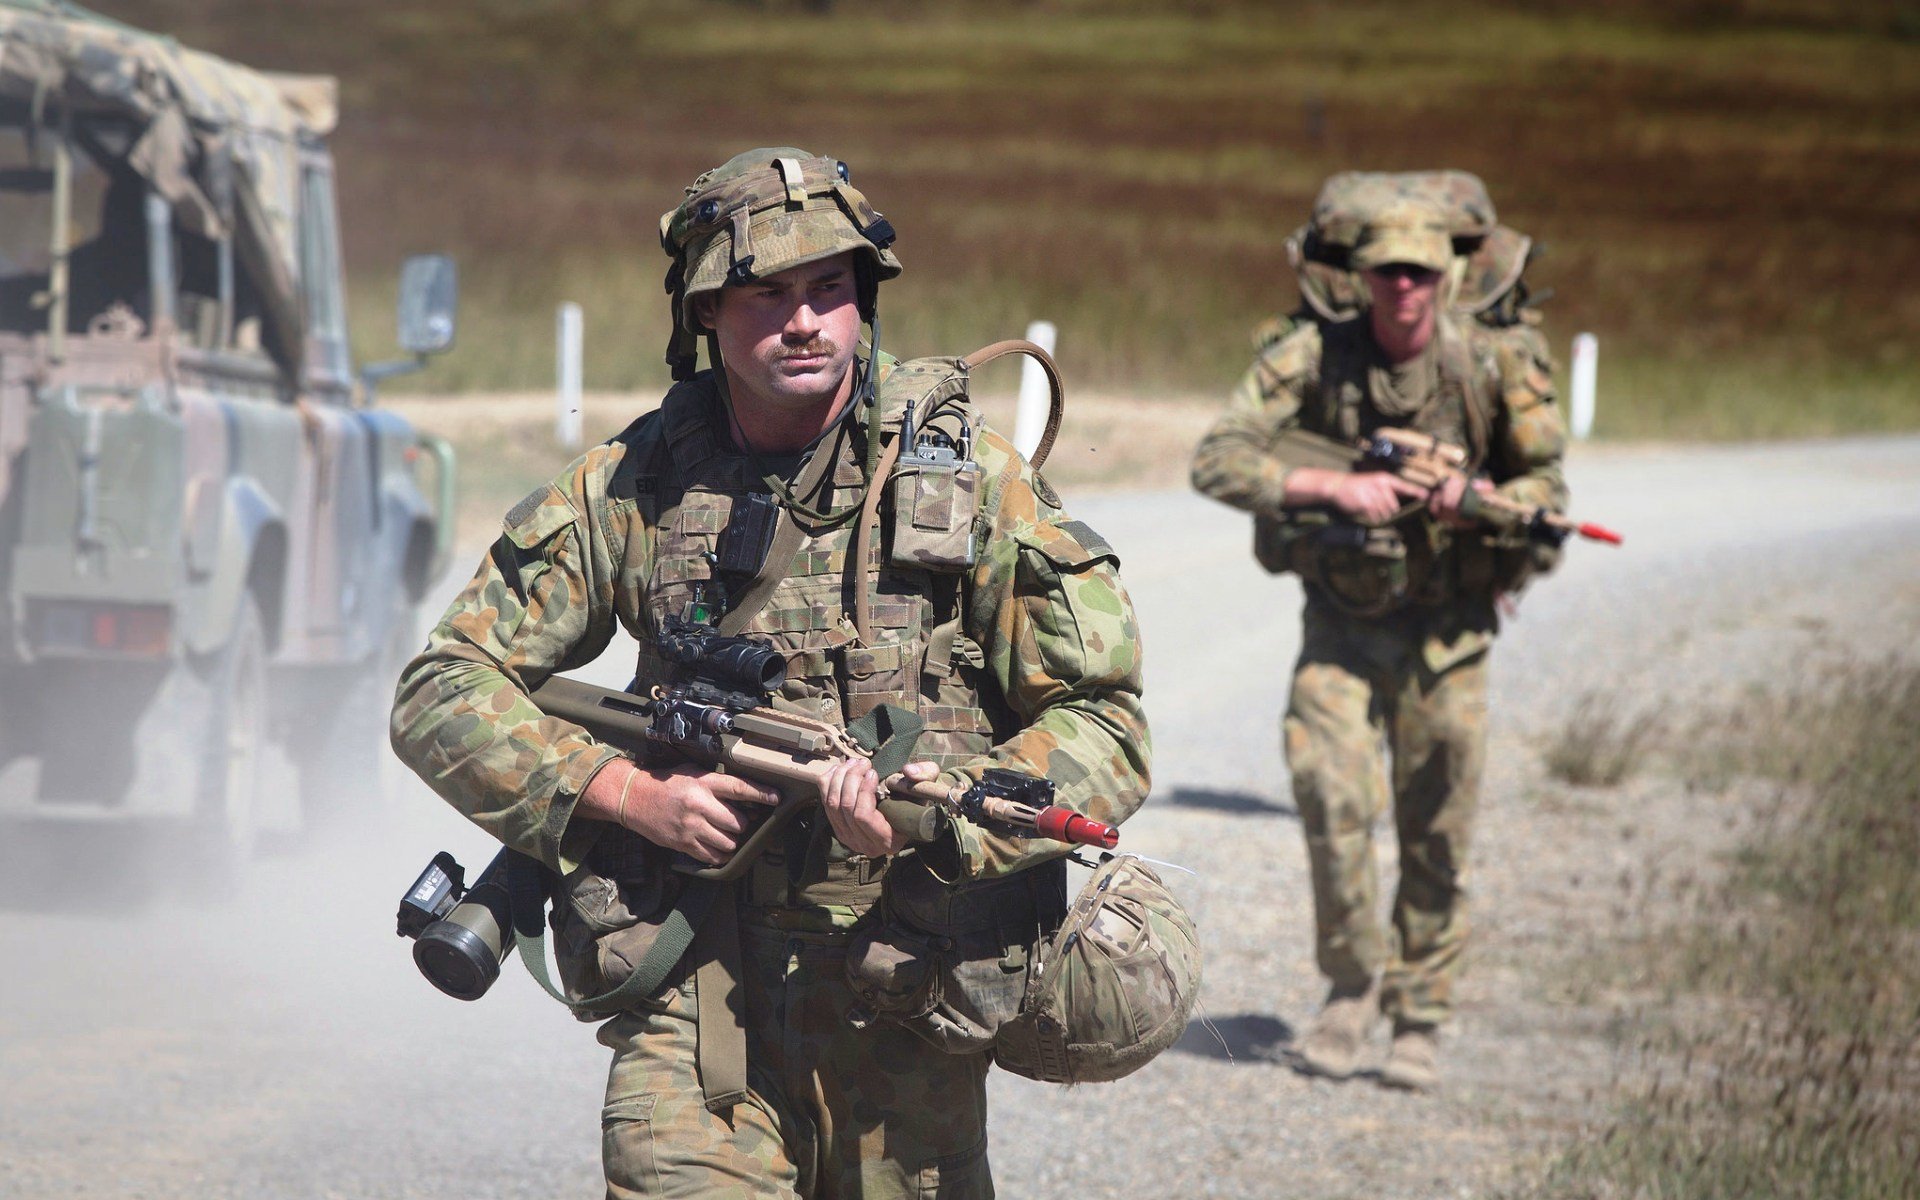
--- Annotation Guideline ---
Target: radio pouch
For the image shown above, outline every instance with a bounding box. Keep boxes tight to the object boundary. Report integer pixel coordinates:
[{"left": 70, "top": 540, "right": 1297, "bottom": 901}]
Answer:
[{"left": 889, "top": 448, "right": 981, "bottom": 571}]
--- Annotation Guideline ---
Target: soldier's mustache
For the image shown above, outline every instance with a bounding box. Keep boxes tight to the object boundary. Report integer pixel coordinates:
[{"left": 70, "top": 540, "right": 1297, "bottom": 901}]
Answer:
[{"left": 779, "top": 338, "right": 838, "bottom": 361}]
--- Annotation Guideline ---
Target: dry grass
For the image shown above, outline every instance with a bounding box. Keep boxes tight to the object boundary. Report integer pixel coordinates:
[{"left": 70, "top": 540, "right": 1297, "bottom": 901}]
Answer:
[
  {"left": 1542, "top": 691, "right": 1663, "bottom": 788},
  {"left": 101, "top": 0, "right": 1920, "bottom": 437},
  {"left": 1520, "top": 658, "right": 1920, "bottom": 1199}
]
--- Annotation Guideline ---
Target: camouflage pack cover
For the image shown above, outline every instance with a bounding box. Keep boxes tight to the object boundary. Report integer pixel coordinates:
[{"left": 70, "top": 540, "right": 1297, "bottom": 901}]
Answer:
[
  {"left": 0, "top": 0, "right": 335, "bottom": 374},
  {"left": 992, "top": 854, "right": 1202, "bottom": 1085},
  {"left": 1284, "top": 170, "right": 1536, "bottom": 327},
  {"left": 659, "top": 147, "right": 901, "bottom": 378}
]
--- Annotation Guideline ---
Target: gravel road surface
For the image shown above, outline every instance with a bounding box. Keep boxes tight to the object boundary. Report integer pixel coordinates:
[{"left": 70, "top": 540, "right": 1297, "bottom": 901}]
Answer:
[{"left": 3, "top": 435, "right": 1916, "bottom": 1199}]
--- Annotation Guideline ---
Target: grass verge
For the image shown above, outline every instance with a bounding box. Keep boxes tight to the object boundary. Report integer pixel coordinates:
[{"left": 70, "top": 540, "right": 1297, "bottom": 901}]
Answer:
[
  {"left": 107, "top": 0, "right": 1920, "bottom": 438},
  {"left": 1523, "top": 660, "right": 1920, "bottom": 1198}
]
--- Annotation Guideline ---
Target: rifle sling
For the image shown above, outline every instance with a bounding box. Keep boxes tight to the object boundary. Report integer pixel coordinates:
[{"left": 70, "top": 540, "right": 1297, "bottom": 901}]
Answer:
[
  {"left": 670, "top": 393, "right": 885, "bottom": 1111},
  {"left": 693, "top": 883, "right": 749, "bottom": 1112},
  {"left": 506, "top": 863, "right": 746, "bottom": 1111},
  {"left": 502, "top": 852, "right": 711, "bottom": 1009}
]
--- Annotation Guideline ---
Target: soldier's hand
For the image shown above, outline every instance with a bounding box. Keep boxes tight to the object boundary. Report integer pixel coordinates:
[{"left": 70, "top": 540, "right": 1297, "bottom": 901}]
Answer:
[
  {"left": 1427, "top": 474, "right": 1495, "bottom": 529},
  {"left": 586, "top": 760, "right": 781, "bottom": 865},
  {"left": 820, "top": 757, "right": 935, "bottom": 858},
  {"left": 1326, "top": 472, "right": 1426, "bottom": 524}
]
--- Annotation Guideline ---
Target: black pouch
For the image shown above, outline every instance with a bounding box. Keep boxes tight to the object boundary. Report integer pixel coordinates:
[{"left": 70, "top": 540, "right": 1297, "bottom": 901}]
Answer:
[{"left": 714, "top": 491, "right": 781, "bottom": 577}]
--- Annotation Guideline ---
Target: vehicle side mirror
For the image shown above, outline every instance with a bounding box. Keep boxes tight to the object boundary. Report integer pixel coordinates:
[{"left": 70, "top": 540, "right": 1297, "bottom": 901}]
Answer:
[{"left": 396, "top": 254, "right": 457, "bottom": 356}]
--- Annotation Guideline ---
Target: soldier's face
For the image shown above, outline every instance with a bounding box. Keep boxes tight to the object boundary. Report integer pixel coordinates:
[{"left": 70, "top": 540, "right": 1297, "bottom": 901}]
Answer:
[
  {"left": 1363, "top": 263, "right": 1442, "bottom": 332},
  {"left": 700, "top": 254, "right": 863, "bottom": 410}
]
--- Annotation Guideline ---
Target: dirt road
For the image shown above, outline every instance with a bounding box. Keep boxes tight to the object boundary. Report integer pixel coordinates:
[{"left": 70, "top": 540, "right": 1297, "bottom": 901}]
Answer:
[{"left": 2, "top": 435, "right": 1915, "bottom": 1198}]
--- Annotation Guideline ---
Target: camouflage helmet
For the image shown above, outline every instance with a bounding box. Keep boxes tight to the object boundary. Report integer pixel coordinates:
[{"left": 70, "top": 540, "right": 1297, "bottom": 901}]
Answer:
[
  {"left": 992, "top": 854, "right": 1203, "bottom": 1085},
  {"left": 659, "top": 147, "right": 902, "bottom": 379}
]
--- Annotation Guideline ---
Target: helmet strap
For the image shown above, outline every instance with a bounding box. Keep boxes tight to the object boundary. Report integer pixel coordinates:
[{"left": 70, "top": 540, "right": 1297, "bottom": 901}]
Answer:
[{"left": 705, "top": 328, "right": 883, "bottom": 531}]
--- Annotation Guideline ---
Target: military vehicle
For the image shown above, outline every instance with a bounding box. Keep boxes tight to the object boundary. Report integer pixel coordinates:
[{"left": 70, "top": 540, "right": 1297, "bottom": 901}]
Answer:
[{"left": 0, "top": 1, "right": 457, "bottom": 876}]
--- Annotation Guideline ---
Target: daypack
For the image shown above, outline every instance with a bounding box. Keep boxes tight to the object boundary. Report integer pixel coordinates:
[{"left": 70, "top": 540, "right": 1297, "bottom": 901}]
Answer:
[{"left": 1275, "top": 170, "right": 1544, "bottom": 337}]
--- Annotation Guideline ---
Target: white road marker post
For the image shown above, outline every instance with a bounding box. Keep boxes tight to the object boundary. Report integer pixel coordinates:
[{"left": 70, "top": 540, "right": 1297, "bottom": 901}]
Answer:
[
  {"left": 1569, "top": 331, "right": 1598, "bottom": 441},
  {"left": 1013, "top": 319, "right": 1057, "bottom": 462},
  {"left": 557, "top": 301, "right": 584, "bottom": 450}
]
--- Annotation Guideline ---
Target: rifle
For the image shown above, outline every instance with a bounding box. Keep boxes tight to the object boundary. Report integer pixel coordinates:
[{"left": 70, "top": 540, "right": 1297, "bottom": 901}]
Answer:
[
  {"left": 529, "top": 616, "right": 1118, "bottom": 882},
  {"left": 1277, "top": 425, "right": 1622, "bottom": 546}
]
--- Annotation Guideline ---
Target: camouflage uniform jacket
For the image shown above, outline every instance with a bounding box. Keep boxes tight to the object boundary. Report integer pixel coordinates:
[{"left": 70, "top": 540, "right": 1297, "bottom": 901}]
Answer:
[
  {"left": 1191, "top": 313, "right": 1568, "bottom": 670},
  {"left": 392, "top": 363, "right": 1150, "bottom": 886}
]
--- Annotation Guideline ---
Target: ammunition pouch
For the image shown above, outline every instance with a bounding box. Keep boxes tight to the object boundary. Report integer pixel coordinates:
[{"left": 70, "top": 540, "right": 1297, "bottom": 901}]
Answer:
[
  {"left": 844, "top": 854, "right": 1069, "bottom": 1054},
  {"left": 1454, "top": 519, "right": 1563, "bottom": 598}
]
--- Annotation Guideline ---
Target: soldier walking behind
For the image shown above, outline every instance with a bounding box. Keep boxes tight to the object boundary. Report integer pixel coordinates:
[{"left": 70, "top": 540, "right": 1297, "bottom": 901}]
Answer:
[
  {"left": 392, "top": 148, "right": 1149, "bottom": 1196},
  {"left": 1190, "top": 185, "right": 1568, "bottom": 1091}
]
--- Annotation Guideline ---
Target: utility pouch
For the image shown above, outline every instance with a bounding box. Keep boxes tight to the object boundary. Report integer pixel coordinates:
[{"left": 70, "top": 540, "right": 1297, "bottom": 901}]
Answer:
[
  {"left": 546, "top": 829, "right": 689, "bottom": 1018},
  {"left": 845, "top": 854, "right": 1068, "bottom": 1054},
  {"left": 888, "top": 447, "right": 980, "bottom": 572},
  {"left": 1253, "top": 510, "right": 1330, "bottom": 576},
  {"left": 1468, "top": 526, "right": 1560, "bottom": 598},
  {"left": 1309, "top": 523, "right": 1421, "bottom": 618}
]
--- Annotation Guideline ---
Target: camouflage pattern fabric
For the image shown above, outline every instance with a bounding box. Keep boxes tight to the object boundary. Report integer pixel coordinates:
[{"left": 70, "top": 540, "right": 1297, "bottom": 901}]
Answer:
[
  {"left": 1286, "top": 602, "right": 1486, "bottom": 1026},
  {"left": 391, "top": 355, "right": 1148, "bottom": 1195},
  {"left": 0, "top": 5, "right": 331, "bottom": 374},
  {"left": 663, "top": 148, "right": 901, "bottom": 331},
  {"left": 1190, "top": 308, "right": 1567, "bottom": 1028},
  {"left": 598, "top": 921, "right": 991, "bottom": 1199},
  {"left": 1191, "top": 313, "right": 1567, "bottom": 663},
  {"left": 390, "top": 366, "right": 1149, "bottom": 880},
  {"left": 1306, "top": 170, "right": 1498, "bottom": 249},
  {"left": 1285, "top": 170, "right": 1538, "bottom": 326}
]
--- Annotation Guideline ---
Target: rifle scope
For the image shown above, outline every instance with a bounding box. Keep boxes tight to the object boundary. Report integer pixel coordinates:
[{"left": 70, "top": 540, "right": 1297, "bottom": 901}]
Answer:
[{"left": 658, "top": 616, "right": 787, "bottom": 696}]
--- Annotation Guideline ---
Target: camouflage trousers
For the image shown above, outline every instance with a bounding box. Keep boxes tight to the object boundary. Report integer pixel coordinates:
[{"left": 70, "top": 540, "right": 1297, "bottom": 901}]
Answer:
[
  {"left": 1283, "top": 604, "right": 1488, "bottom": 1027},
  {"left": 597, "top": 917, "right": 994, "bottom": 1199}
]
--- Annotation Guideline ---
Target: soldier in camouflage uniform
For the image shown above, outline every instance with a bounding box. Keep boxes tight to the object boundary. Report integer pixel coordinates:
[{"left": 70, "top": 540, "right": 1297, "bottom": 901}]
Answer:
[
  {"left": 392, "top": 148, "right": 1149, "bottom": 1197},
  {"left": 1190, "top": 197, "right": 1567, "bottom": 1092}
]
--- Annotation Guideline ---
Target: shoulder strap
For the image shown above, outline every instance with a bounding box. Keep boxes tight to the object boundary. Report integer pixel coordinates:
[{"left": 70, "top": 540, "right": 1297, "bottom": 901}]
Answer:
[
  {"left": 716, "top": 490, "right": 815, "bottom": 637},
  {"left": 961, "top": 339, "right": 1063, "bottom": 470},
  {"left": 1320, "top": 319, "right": 1365, "bottom": 441},
  {"left": 1437, "top": 323, "right": 1493, "bottom": 470}
]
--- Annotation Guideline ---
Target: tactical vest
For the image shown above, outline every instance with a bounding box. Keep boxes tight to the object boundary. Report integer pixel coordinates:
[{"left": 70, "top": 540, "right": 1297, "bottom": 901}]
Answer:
[
  {"left": 1273, "top": 317, "right": 1505, "bottom": 617},
  {"left": 622, "top": 355, "right": 1036, "bottom": 906},
  {"left": 544, "top": 351, "right": 1097, "bottom": 1108}
]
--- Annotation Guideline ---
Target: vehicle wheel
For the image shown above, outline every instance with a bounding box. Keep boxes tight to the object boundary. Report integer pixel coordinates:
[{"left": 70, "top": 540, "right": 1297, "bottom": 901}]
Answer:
[{"left": 188, "top": 593, "right": 268, "bottom": 891}]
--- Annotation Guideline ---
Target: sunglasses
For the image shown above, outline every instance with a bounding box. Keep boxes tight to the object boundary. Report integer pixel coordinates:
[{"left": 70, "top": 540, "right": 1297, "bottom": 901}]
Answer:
[{"left": 1367, "top": 264, "right": 1442, "bottom": 283}]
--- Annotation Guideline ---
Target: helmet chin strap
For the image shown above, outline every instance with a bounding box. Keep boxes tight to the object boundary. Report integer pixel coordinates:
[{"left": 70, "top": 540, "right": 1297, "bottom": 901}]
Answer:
[{"left": 704, "top": 302, "right": 887, "bottom": 531}]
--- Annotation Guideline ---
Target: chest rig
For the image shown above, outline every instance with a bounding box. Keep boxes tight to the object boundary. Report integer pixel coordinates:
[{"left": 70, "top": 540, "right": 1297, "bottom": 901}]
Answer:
[
  {"left": 1312, "top": 317, "right": 1491, "bottom": 463},
  {"left": 1275, "top": 318, "right": 1500, "bottom": 617},
  {"left": 627, "top": 355, "right": 1028, "bottom": 911}
]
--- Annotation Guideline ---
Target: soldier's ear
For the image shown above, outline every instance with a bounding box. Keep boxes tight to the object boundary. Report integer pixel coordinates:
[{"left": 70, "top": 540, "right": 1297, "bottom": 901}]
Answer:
[{"left": 691, "top": 292, "right": 722, "bottom": 332}]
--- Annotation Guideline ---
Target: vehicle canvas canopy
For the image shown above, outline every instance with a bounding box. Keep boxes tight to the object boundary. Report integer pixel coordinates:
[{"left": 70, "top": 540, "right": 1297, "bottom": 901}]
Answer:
[{"left": 0, "top": 0, "right": 335, "bottom": 379}]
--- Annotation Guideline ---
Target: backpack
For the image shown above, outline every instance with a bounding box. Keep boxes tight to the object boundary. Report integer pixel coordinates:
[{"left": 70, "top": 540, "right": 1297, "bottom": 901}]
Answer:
[
  {"left": 1266, "top": 170, "right": 1544, "bottom": 345},
  {"left": 1248, "top": 172, "right": 1557, "bottom": 607}
]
